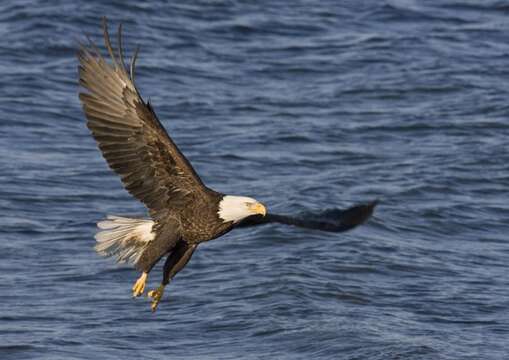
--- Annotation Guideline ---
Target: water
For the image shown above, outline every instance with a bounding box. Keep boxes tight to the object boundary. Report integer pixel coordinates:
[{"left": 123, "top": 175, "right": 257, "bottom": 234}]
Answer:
[{"left": 1, "top": 1, "right": 508, "bottom": 359}]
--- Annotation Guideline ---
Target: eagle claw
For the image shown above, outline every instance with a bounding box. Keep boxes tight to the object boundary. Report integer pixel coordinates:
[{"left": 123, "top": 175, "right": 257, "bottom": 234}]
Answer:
[
  {"left": 148, "top": 285, "right": 165, "bottom": 312},
  {"left": 132, "top": 272, "right": 147, "bottom": 297}
]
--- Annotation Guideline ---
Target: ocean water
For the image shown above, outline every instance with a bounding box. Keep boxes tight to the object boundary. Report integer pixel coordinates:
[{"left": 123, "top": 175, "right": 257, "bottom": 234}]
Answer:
[{"left": 1, "top": 1, "right": 508, "bottom": 359}]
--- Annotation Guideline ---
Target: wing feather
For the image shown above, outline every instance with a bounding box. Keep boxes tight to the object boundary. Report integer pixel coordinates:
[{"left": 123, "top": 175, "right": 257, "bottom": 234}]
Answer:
[
  {"left": 237, "top": 201, "right": 378, "bottom": 232},
  {"left": 78, "top": 18, "right": 209, "bottom": 218}
]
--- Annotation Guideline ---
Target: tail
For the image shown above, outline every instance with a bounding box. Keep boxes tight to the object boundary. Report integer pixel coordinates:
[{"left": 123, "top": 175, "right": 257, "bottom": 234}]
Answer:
[{"left": 95, "top": 215, "right": 155, "bottom": 265}]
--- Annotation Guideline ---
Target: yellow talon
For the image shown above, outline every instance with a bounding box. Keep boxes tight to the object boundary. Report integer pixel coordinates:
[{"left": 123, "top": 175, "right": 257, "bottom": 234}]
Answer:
[
  {"left": 132, "top": 272, "right": 148, "bottom": 297},
  {"left": 148, "top": 284, "right": 165, "bottom": 312}
]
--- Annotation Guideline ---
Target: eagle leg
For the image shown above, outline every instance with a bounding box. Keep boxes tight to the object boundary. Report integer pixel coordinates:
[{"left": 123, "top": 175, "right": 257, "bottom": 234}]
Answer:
[
  {"left": 132, "top": 272, "right": 148, "bottom": 297},
  {"left": 147, "top": 241, "right": 197, "bottom": 312}
]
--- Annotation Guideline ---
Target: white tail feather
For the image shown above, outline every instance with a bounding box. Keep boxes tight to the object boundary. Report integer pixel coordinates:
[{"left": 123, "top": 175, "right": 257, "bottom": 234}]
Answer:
[{"left": 95, "top": 215, "right": 155, "bottom": 265}]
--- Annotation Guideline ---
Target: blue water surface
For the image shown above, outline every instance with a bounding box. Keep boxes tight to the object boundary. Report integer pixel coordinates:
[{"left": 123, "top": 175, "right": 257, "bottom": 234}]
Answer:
[{"left": 0, "top": 1, "right": 508, "bottom": 359}]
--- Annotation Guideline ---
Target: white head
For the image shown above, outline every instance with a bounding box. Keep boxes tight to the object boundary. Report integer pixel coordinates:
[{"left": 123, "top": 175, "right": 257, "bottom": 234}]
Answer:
[{"left": 218, "top": 195, "right": 267, "bottom": 223}]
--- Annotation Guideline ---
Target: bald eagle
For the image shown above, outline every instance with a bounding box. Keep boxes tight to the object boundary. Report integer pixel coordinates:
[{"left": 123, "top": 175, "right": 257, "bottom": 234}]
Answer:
[{"left": 78, "top": 19, "right": 376, "bottom": 312}]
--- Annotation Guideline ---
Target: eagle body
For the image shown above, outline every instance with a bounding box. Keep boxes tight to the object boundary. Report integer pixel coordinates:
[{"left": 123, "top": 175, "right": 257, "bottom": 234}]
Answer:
[
  {"left": 178, "top": 193, "right": 233, "bottom": 244},
  {"left": 79, "top": 20, "right": 266, "bottom": 311},
  {"left": 79, "top": 19, "right": 376, "bottom": 312},
  {"left": 132, "top": 193, "right": 234, "bottom": 273}
]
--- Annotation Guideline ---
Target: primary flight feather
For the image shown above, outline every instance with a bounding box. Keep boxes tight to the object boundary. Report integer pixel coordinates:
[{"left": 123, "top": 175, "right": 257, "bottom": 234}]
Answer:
[{"left": 78, "top": 18, "right": 376, "bottom": 312}]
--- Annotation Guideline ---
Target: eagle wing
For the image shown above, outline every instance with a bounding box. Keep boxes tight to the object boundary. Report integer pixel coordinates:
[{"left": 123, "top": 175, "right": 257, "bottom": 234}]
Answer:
[
  {"left": 238, "top": 201, "right": 378, "bottom": 232},
  {"left": 78, "top": 19, "right": 208, "bottom": 218}
]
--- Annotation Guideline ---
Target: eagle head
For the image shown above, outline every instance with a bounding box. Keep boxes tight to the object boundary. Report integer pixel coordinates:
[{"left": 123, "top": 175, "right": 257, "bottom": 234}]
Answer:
[{"left": 218, "top": 195, "right": 267, "bottom": 223}]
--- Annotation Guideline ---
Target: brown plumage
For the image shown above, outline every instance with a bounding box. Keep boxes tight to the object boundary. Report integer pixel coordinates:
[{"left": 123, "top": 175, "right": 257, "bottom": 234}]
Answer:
[
  {"left": 78, "top": 18, "right": 375, "bottom": 312},
  {"left": 78, "top": 19, "right": 263, "bottom": 311}
]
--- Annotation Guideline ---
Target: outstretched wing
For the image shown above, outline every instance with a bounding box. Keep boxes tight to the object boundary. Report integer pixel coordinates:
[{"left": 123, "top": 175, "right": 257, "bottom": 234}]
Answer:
[
  {"left": 238, "top": 200, "right": 377, "bottom": 232},
  {"left": 78, "top": 18, "right": 208, "bottom": 218}
]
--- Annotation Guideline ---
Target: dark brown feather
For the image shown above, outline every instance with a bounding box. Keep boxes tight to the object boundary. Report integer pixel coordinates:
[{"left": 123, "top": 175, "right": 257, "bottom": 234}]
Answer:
[
  {"left": 135, "top": 217, "right": 182, "bottom": 272},
  {"left": 78, "top": 18, "right": 211, "bottom": 220}
]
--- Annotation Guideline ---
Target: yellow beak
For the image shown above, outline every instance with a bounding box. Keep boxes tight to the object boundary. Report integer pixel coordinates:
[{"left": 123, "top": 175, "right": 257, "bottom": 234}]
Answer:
[{"left": 249, "top": 202, "right": 267, "bottom": 217}]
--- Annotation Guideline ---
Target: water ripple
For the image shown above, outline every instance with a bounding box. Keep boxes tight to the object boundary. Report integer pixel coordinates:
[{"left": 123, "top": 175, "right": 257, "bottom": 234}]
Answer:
[{"left": 1, "top": 1, "right": 508, "bottom": 359}]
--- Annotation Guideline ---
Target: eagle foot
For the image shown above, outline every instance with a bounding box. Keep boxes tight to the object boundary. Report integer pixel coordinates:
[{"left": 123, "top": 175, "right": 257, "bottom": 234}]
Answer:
[
  {"left": 148, "top": 284, "right": 165, "bottom": 312},
  {"left": 132, "top": 272, "right": 148, "bottom": 297}
]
